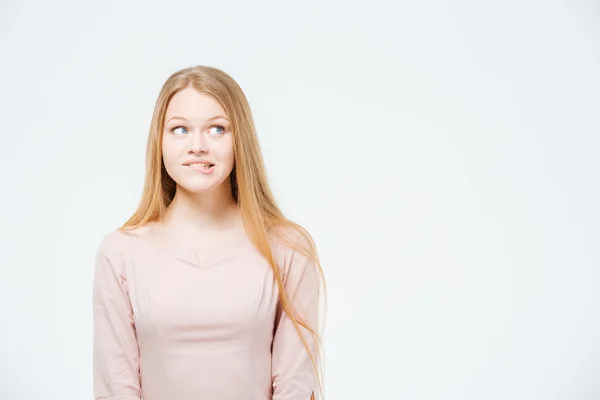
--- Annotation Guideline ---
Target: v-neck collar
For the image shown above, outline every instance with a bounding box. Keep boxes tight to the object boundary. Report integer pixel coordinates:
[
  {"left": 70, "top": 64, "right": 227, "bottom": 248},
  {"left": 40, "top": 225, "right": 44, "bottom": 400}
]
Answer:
[{"left": 124, "top": 224, "right": 249, "bottom": 270}]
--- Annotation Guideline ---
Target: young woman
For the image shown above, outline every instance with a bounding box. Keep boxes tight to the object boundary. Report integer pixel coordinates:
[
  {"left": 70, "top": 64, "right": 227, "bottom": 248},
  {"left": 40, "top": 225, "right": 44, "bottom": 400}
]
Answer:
[{"left": 93, "top": 65, "right": 325, "bottom": 400}]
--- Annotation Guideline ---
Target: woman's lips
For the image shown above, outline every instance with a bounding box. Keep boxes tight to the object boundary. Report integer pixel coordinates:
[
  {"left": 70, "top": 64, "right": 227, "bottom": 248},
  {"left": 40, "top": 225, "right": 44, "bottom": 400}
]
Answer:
[{"left": 187, "top": 163, "right": 215, "bottom": 174}]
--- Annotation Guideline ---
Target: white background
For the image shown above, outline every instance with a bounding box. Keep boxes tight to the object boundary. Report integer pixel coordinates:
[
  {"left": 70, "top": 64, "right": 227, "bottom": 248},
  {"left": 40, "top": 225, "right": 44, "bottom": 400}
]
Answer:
[{"left": 1, "top": 0, "right": 599, "bottom": 399}]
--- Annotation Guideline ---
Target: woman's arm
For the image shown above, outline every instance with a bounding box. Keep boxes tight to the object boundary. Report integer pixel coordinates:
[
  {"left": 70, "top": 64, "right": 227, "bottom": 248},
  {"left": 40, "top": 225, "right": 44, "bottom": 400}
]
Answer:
[
  {"left": 271, "top": 243, "right": 321, "bottom": 400},
  {"left": 93, "top": 237, "right": 142, "bottom": 400}
]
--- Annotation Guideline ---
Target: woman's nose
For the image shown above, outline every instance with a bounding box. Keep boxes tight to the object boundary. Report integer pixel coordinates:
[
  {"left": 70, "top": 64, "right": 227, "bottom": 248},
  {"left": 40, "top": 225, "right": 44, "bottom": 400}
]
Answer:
[{"left": 189, "top": 132, "right": 208, "bottom": 153}]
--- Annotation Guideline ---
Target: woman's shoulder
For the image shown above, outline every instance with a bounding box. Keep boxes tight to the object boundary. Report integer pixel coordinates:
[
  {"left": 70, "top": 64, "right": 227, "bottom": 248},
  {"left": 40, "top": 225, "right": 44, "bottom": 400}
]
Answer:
[
  {"left": 268, "top": 223, "right": 322, "bottom": 289},
  {"left": 96, "top": 223, "right": 155, "bottom": 258},
  {"left": 268, "top": 222, "right": 317, "bottom": 263}
]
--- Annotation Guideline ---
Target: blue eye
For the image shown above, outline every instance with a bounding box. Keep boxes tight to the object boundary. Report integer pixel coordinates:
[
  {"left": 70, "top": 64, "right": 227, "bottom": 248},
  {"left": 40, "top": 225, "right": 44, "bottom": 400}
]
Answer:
[
  {"left": 209, "top": 125, "right": 225, "bottom": 135},
  {"left": 172, "top": 126, "right": 188, "bottom": 135}
]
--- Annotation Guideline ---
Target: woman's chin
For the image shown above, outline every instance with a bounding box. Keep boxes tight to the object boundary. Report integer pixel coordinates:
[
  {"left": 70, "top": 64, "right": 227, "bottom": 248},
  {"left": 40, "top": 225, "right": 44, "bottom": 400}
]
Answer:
[{"left": 175, "top": 179, "right": 229, "bottom": 196}]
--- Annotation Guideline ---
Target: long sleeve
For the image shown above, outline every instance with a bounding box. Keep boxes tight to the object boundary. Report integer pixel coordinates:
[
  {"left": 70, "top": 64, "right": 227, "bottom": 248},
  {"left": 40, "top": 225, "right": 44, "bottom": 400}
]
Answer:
[
  {"left": 271, "top": 244, "right": 321, "bottom": 400},
  {"left": 93, "top": 239, "right": 142, "bottom": 400}
]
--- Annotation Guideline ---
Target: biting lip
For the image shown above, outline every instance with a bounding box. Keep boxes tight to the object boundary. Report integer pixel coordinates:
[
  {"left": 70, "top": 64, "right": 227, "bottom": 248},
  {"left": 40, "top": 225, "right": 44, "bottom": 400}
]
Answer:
[{"left": 183, "top": 159, "right": 215, "bottom": 167}]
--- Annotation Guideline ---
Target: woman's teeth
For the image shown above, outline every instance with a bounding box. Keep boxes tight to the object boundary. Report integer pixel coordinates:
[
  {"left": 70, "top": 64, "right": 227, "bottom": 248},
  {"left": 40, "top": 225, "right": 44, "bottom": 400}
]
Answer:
[{"left": 189, "top": 163, "right": 213, "bottom": 169}]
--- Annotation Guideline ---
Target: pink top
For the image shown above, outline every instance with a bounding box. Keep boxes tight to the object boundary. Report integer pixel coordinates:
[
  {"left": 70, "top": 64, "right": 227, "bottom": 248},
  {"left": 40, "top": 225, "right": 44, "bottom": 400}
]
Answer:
[{"left": 92, "top": 225, "right": 320, "bottom": 400}]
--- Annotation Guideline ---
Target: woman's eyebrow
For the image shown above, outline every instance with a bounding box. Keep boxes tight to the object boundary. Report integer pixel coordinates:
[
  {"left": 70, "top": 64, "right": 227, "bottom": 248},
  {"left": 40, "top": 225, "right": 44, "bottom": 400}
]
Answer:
[
  {"left": 165, "top": 115, "right": 229, "bottom": 124},
  {"left": 207, "top": 115, "right": 229, "bottom": 122},
  {"left": 166, "top": 116, "right": 187, "bottom": 123}
]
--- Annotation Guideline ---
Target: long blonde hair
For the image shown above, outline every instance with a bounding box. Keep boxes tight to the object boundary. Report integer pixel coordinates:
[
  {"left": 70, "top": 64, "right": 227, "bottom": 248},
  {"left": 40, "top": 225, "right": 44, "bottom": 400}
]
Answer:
[{"left": 120, "top": 65, "right": 326, "bottom": 397}]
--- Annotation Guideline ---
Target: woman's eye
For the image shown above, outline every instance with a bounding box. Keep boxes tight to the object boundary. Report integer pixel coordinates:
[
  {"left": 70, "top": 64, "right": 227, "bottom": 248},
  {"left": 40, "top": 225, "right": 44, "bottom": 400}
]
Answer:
[
  {"left": 172, "top": 126, "right": 188, "bottom": 135},
  {"left": 209, "top": 125, "right": 225, "bottom": 135}
]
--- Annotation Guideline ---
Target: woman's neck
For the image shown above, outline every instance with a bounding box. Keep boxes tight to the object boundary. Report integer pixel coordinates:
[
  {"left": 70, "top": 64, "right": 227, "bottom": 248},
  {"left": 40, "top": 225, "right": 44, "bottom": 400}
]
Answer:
[{"left": 161, "top": 186, "right": 242, "bottom": 236}]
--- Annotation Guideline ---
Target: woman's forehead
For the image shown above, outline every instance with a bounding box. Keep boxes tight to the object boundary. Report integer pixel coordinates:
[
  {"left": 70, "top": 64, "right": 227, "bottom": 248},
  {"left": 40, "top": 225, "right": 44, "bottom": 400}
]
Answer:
[{"left": 166, "top": 88, "right": 227, "bottom": 120}]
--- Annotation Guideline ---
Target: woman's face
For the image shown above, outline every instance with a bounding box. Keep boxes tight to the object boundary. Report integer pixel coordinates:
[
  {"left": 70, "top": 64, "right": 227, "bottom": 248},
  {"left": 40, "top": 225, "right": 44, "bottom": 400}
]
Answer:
[{"left": 162, "top": 87, "right": 235, "bottom": 195}]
